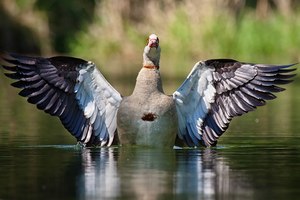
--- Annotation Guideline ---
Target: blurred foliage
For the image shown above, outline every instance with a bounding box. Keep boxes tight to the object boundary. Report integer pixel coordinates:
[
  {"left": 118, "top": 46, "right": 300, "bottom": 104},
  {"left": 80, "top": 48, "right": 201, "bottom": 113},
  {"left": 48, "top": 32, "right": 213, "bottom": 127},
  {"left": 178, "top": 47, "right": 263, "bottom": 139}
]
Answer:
[
  {"left": 0, "top": 0, "right": 300, "bottom": 78},
  {"left": 202, "top": 13, "right": 300, "bottom": 62},
  {"left": 35, "top": 0, "right": 97, "bottom": 52},
  {"left": 0, "top": 1, "right": 41, "bottom": 53}
]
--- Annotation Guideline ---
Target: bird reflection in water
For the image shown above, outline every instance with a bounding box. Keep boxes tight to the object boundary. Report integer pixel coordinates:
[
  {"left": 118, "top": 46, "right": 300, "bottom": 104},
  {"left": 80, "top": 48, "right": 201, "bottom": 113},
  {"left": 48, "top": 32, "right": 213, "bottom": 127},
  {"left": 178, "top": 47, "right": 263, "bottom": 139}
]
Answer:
[
  {"left": 77, "top": 148, "right": 120, "bottom": 199},
  {"left": 75, "top": 147, "right": 253, "bottom": 199}
]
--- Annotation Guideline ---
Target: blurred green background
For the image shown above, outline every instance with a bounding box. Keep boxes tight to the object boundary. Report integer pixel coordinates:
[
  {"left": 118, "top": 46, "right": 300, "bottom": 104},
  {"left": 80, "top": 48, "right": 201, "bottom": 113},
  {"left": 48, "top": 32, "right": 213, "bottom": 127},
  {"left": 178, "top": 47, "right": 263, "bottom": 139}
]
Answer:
[{"left": 1, "top": 0, "right": 299, "bottom": 80}]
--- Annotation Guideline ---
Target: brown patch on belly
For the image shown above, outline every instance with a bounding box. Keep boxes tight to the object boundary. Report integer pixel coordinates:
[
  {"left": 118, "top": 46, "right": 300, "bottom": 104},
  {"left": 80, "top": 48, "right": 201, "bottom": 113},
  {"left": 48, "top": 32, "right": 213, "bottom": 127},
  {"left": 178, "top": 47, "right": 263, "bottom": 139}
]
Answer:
[{"left": 141, "top": 112, "right": 157, "bottom": 121}]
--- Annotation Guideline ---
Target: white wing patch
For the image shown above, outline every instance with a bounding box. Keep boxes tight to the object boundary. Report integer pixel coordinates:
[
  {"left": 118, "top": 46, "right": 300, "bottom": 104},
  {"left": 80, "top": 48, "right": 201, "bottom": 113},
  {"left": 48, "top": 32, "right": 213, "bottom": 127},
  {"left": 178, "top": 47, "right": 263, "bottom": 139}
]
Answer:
[
  {"left": 173, "top": 61, "right": 216, "bottom": 146},
  {"left": 75, "top": 62, "right": 122, "bottom": 146}
]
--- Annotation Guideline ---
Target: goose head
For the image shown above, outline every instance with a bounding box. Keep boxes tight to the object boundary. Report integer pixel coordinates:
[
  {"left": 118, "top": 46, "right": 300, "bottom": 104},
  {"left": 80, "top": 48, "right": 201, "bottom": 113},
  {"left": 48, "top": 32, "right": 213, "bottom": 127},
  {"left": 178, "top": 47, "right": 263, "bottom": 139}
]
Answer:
[{"left": 143, "top": 34, "right": 161, "bottom": 69}]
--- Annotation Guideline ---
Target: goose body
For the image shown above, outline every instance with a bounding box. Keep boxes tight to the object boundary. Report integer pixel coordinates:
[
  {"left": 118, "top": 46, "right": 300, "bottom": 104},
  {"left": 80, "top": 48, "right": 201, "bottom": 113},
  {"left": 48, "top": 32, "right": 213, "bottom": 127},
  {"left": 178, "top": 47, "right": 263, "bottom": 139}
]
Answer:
[
  {"left": 0, "top": 34, "right": 296, "bottom": 148},
  {"left": 117, "top": 67, "right": 178, "bottom": 147}
]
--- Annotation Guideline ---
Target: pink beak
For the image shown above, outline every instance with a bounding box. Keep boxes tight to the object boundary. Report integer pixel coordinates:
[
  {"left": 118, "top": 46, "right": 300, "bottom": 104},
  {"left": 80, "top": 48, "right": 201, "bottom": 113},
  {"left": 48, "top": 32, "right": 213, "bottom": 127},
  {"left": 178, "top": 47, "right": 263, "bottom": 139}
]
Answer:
[{"left": 148, "top": 39, "right": 159, "bottom": 48}]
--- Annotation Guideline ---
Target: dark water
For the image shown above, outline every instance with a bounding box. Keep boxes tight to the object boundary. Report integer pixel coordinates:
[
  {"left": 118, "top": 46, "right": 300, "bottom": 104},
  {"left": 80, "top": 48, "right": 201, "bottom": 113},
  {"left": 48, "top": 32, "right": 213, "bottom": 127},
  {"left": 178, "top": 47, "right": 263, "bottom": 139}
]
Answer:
[
  {"left": 1, "top": 143, "right": 300, "bottom": 199},
  {"left": 1, "top": 76, "right": 300, "bottom": 199}
]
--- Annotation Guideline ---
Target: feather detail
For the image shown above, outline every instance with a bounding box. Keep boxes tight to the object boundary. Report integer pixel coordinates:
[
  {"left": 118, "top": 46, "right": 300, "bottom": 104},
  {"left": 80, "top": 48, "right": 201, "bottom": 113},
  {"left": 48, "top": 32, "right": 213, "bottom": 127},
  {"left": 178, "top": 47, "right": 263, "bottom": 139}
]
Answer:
[
  {"left": 174, "top": 59, "right": 296, "bottom": 147},
  {"left": 1, "top": 53, "right": 122, "bottom": 146}
]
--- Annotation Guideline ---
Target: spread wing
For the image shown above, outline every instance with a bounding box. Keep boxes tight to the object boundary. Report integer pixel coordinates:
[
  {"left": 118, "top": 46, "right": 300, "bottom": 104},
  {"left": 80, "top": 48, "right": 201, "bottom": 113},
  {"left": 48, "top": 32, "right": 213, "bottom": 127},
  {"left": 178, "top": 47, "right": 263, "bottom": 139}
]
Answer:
[
  {"left": 173, "top": 59, "right": 296, "bottom": 147},
  {"left": 1, "top": 53, "right": 122, "bottom": 146}
]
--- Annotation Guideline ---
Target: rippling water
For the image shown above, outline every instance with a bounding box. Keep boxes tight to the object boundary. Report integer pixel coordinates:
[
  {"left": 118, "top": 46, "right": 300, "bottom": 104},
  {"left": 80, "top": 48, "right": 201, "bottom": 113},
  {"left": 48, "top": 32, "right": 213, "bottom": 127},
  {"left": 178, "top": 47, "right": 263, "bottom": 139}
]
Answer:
[{"left": 1, "top": 76, "right": 300, "bottom": 199}]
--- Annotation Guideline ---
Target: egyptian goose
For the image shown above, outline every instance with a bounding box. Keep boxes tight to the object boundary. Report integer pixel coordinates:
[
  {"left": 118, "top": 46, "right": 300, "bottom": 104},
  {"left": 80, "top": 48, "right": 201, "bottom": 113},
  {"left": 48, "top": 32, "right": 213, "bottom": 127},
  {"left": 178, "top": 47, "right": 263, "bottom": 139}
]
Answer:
[{"left": 0, "top": 34, "right": 296, "bottom": 147}]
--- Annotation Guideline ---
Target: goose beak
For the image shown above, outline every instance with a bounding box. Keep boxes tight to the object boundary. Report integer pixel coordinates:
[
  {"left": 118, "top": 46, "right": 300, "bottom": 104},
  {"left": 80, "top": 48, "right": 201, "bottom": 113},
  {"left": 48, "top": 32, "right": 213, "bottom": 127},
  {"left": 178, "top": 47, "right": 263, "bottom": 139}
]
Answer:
[
  {"left": 148, "top": 39, "right": 159, "bottom": 48},
  {"left": 147, "top": 34, "right": 159, "bottom": 48}
]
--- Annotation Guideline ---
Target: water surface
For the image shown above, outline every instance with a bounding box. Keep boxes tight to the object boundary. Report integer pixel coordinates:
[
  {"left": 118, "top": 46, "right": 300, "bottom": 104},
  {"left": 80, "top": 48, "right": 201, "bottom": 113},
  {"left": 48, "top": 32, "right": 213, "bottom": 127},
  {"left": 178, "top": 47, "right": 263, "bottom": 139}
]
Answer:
[
  {"left": 1, "top": 143, "right": 300, "bottom": 199},
  {"left": 1, "top": 76, "right": 300, "bottom": 199}
]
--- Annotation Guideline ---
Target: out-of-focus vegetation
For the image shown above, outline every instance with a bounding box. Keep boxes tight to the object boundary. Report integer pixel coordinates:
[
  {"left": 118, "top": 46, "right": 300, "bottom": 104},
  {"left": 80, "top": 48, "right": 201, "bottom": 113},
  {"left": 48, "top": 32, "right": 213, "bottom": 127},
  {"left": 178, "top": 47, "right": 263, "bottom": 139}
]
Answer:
[{"left": 1, "top": 0, "right": 300, "bottom": 79}]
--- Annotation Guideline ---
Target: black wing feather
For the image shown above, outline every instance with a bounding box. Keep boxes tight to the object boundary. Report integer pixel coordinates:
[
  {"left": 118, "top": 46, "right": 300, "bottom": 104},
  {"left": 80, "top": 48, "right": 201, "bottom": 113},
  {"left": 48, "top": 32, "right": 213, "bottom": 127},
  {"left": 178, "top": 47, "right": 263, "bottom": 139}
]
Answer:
[
  {"left": 201, "top": 60, "right": 296, "bottom": 146},
  {"left": 0, "top": 53, "right": 100, "bottom": 145}
]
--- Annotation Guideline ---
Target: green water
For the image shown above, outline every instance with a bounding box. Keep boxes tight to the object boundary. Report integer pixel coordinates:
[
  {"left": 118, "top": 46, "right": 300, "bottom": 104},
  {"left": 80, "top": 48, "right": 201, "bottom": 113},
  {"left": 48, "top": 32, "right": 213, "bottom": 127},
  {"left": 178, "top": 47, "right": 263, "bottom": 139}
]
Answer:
[{"left": 1, "top": 75, "right": 300, "bottom": 199}]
